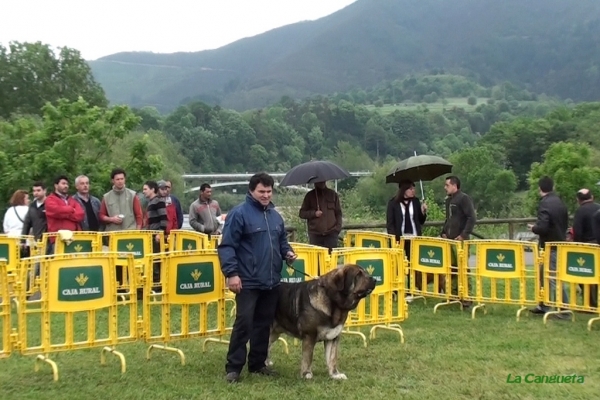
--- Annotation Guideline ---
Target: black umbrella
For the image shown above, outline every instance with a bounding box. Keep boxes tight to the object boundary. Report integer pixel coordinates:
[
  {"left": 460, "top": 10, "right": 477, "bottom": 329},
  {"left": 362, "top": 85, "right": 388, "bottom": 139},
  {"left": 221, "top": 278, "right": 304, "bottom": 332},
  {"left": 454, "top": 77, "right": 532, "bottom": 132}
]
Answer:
[
  {"left": 279, "top": 160, "right": 351, "bottom": 186},
  {"left": 386, "top": 154, "right": 453, "bottom": 184}
]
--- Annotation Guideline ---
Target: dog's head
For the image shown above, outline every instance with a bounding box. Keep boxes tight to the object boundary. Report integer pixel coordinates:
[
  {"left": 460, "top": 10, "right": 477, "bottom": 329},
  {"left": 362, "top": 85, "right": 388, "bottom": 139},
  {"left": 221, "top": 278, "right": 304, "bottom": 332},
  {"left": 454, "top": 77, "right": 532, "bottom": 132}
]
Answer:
[{"left": 319, "top": 264, "right": 377, "bottom": 310}]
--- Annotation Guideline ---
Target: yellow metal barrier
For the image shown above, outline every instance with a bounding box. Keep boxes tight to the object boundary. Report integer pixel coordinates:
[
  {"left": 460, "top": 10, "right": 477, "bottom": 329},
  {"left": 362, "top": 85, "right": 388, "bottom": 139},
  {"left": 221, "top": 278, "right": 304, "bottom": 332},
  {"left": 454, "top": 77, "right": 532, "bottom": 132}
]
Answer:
[
  {"left": 408, "top": 237, "right": 464, "bottom": 312},
  {"left": 41, "top": 231, "right": 102, "bottom": 254},
  {"left": 540, "top": 242, "right": 600, "bottom": 328},
  {"left": 144, "top": 250, "right": 228, "bottom": 364},
  {"left": 326, "top": 247, "right": 407, "bottom": 346},
  {"left": 102, "top": 230, "right": 164, "bottom": 294},
  {"left": 0, "top": 260, "right": 13, "bottom": 359},
  {"left": 16, "top": 252, "right": 138, "bottom": 381},
  {"left": 168, "top": 230, "right": 210, "bottom": 251},
  {"left": 0, "top": 234, "right": 34, "bottom": 272},
  {"left": 462, "top": 240, "right": 540, "bottom": 320},
  {"left": 208, "top": 235, "right": 222, "bottom": 250},
  {"left": 344, "top": 230, "right": 396, "bottom": 248}
]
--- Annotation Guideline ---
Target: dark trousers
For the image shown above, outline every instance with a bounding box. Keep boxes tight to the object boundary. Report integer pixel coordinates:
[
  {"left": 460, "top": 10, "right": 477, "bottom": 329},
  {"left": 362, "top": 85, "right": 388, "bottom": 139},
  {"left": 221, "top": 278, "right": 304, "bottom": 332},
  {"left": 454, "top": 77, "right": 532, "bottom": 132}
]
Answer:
[
  {"left": 151, "top": 240, "right": 162, "bottom": 291},
  {"left": 226, "top": 288, "right": 280, "bottom": 374},
  {"left": 404, "top": 238, "right": 422, "bottom": 292},
  {"left": 450, "top": 244, "right": 471, "bottom": 297},
  {"left": 579, "top": 284, "right": 598, "bottom": 308},
  {"left": 308, "top": 232, "right": 339, "bottom": 252}
]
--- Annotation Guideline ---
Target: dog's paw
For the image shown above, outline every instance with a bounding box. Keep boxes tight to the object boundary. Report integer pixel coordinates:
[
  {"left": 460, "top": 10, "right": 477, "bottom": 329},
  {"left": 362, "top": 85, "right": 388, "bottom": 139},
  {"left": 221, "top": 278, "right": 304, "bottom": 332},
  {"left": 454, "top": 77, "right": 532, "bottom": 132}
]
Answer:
[
  {"left": 303, "top": 372, "right": 313, "bottom": 380},
  {"left": 331, "top": 372, "right": 347, "bottom": 380}
]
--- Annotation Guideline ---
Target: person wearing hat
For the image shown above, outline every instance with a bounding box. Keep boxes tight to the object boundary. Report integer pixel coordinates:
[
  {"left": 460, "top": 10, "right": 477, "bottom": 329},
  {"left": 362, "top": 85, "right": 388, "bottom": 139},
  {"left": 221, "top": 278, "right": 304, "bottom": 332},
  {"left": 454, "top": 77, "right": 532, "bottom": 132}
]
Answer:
[{"left": 157, "top": 180, "right": 178, "bottom": 236}]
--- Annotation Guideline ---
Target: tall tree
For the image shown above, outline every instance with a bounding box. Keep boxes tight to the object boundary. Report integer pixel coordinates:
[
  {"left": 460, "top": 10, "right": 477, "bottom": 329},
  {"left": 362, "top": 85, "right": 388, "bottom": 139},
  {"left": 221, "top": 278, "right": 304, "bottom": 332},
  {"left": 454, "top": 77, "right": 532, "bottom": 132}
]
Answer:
[
  {"left": 0, "top": 41, "right": 107, "bottom": 119},
  {"left": 526, "top": 142, "right": 600, "bottom": 215},
  {"left": 0, "top": 97, "right": 163, "bottom": 215}
]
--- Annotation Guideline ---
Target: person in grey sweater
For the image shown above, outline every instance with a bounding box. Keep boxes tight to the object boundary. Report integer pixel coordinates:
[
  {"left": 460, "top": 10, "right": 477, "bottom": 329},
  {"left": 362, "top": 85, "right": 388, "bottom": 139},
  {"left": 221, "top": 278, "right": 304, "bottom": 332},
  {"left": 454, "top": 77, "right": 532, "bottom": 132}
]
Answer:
[
  {"left": 440, "top": 176, "right": 477, "bottom": 307},
  {"left": 189, "top": 183, "right": 222, "bottom": 235}
]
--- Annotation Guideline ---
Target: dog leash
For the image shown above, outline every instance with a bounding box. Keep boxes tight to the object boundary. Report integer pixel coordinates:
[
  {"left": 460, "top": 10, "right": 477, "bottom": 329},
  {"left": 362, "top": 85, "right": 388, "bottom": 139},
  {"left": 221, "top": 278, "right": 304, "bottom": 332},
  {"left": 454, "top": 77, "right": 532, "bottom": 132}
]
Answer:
[{"left": 285, "top": 258, "right": 319, "bottom": 280}]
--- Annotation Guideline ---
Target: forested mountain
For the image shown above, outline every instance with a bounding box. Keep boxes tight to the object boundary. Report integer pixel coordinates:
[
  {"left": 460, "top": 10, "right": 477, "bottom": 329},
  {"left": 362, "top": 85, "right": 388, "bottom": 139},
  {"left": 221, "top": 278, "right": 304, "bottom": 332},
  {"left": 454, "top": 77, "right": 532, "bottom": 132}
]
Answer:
[{"left": 89, "top": 0, "right": 600, "bottom": 112}]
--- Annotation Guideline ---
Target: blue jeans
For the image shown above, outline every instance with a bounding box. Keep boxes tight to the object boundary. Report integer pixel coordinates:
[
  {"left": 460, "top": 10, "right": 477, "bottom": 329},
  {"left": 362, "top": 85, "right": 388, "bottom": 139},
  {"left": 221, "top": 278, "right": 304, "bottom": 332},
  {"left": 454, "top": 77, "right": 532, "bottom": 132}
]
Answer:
[{"left": 539, "top": 248, "right": 569, "bottom": 309}]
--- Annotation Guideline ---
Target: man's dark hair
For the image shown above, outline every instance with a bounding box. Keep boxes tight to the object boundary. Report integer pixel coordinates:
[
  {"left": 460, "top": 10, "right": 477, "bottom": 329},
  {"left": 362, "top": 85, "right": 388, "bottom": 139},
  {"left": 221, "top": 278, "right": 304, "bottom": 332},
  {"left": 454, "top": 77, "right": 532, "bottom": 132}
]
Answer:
[
  {"left": 200, "top": 183, "right": 211, "bottom": 192},
  {"left": 111, "top": 168, "right": 127, "bottom": 179},
  {"left": 576, "top": 189, "right": 593, "bottom": 202},
  {"left": 538, "top": 176, "right": 554, "bottom": 193},
  {"left": 54, "top": 175, "right": 69, "bottom": 185},
  {"left": 144, "top": 180, "right": 159, "bottom": 194},
  {"left": 445, "top": 175, "right": 461, "bottom": 189},
  {"left": 249, "top": 172, "right": 274, "bottom": 192},
  {"left": 33, "top": 181, "right": 46, "bottom": 190}
]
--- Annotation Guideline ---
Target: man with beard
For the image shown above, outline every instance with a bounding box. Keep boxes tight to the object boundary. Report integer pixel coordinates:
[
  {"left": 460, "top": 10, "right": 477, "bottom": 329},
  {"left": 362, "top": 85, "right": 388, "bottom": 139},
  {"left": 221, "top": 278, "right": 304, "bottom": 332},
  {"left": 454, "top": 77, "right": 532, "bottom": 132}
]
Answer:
[{"left": 299, "top": 181, "right": 343, "bottom": 252}]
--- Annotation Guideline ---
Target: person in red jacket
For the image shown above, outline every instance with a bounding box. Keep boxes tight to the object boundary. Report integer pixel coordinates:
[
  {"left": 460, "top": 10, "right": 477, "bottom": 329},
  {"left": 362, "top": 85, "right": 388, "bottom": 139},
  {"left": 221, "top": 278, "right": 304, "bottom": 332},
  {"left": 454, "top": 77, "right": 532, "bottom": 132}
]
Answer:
[{"left": 44, "top": 175, "right": 85, "bottom": 253}]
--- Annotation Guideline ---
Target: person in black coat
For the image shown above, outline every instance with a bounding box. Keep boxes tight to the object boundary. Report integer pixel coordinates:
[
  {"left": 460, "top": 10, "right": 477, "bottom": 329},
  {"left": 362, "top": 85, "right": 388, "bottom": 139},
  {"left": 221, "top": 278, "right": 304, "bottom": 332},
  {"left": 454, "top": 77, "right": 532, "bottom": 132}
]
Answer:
[{"left": 386, "top": 179, "right": 427, "bottom": 300}]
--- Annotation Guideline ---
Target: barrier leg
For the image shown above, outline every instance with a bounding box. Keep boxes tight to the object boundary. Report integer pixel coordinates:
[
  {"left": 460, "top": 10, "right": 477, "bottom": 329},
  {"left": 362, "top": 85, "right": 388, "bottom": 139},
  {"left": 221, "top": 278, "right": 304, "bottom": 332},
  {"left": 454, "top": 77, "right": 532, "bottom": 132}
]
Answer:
[
  {"left": 101, "top": 346, "right": 127, "bottom": 373},
  {"left": 342, "top": 328, "right": 367, "bottom": 347},
  {"left": 35, "top": 354, "right": 59, "bottom": 382},
  {"left": 369, "top": 324, "right": 404, "bottom": 344},
  {"left": 433, "top": 300, "right": 462, "bottom": 313},
  {"left": 147, "top": 344, "right": 185, "bottom": 365},
  {"left": 516, "top": 306, "right": 528, "bottom": 322},
  {"left": 587, "top": 316, "right": 600, "bottom": 331},
  {"left": 203, "top": 337, "right": 230, "bottom": 351},
  {"left": 543, "top": 309, "right": 575, "bottom": 325},
  {"left": 409, "top": 294, "right": 427, "bottom": 305},
  {"left": 471, "top": 303, "right": 487, "bottom": 319}
]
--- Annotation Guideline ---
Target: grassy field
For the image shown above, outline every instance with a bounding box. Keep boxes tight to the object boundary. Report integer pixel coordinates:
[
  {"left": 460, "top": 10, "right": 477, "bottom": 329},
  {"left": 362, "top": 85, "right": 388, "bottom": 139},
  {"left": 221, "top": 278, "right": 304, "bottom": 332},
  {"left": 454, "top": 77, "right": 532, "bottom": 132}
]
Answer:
[{"left": 2, "top": 284, "right": 599, "bottom": 400}]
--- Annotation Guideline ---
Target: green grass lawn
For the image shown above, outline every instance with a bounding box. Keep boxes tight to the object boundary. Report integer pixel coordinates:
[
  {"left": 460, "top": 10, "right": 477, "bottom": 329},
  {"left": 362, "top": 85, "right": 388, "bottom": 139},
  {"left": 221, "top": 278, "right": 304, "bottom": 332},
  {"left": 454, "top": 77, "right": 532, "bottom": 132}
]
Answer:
[{"left": 2, "top": 278, "right": 599, "bottom": 400}]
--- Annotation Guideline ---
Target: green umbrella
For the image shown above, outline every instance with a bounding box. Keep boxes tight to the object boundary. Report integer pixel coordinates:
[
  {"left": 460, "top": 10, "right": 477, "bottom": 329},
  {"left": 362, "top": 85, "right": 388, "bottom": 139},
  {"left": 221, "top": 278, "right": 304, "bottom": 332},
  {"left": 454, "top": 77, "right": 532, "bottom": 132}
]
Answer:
[{"left": 386, "top": 154, "right": 453, "bottom": 184}]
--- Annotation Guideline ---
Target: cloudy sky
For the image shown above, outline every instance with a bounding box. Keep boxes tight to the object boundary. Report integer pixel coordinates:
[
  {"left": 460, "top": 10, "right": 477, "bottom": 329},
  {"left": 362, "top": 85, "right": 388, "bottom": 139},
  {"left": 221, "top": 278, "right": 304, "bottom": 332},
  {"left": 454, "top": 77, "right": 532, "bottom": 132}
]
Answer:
[{"left": 2, "top": 0, "right": 357, "bottom": 60}]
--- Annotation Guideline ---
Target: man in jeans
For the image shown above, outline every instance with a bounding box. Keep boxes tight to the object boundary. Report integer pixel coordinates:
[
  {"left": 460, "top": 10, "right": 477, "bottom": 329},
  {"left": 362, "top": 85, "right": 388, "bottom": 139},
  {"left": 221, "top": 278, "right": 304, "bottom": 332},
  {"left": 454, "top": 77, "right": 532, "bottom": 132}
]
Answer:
[
  {"left": 529, "top": 176, "right": 569, "bottom": 316},
  {"left": 218, "top": 173, "right": 296, "bottom": 383}
]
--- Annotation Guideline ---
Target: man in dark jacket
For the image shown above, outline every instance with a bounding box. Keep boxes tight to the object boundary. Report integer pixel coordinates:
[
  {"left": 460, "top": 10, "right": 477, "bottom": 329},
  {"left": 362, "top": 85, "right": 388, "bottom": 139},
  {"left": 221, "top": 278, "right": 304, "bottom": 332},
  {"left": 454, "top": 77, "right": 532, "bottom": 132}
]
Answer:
[
  {"left": 21, "top": 181, "right": 48, "bottom": 243},
  {"left": 572, "top": 188, "right": 599, "bottom": 308},
  {"left": 529, "top": 176, "right": 569, "bottom": 315},
  {"left": 218, "top": 172, "right": 296, "bottom": 383},
  {"left": 299, "top": 181, "right": 343, "bottom": 252},
  {"left": 440, "top": 176, "right": 476, "bottom": 306}
]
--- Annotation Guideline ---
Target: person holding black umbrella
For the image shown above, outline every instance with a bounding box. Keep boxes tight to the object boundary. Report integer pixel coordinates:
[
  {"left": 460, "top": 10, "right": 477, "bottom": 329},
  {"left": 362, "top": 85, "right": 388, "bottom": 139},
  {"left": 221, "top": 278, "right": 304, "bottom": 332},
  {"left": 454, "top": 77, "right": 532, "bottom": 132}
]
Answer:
[
  {"left": 299, "top": 181, "right": 343, "bottom": 252},
  {"left": 386, "top": 179, "right": 427, "bottom": 301}
]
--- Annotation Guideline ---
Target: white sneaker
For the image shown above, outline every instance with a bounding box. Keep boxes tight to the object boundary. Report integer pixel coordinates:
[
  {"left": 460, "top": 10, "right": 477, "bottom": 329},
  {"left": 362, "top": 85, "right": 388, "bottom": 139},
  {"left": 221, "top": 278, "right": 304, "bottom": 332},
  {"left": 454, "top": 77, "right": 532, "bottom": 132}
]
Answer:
[{"left": 405, "top": 295, "right": 414, "bottom": 303}]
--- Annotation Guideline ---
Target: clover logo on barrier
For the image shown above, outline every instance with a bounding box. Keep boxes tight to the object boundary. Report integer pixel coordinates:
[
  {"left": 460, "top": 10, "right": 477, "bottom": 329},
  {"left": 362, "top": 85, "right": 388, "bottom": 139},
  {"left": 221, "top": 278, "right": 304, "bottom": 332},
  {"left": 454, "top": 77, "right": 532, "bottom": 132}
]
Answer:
[
  {"left": 368, "top": 244, "right": 375, "bottom": 248},
  {"left": 496, "top": 253, "right": 505, "bottom": 262},
  {"left": 366, "top": 265, "right": 375, "bottom": 275},
  {"left": 75, "top": 273, "right": 88, "bottom": 286},
  {"left": 190, "top": 269, "right": 202, "bottom": 281},
  {"left": 286, "top": 266, "right": 295, "bottom": 276},
  {"left": 428, "top": 249, "right": 435, "bottom": 258},
  {"left": 577, "top": 257, "right": 586, "bottom": 267},
  {"left": 126, "top": 243, "right": 134, "bottom": 251},
  {"left": 187, "top": 243, "right": 193, "bottom": 251},
  {"left": 73, "top": 244, "right": 83, "bottom": 252}
]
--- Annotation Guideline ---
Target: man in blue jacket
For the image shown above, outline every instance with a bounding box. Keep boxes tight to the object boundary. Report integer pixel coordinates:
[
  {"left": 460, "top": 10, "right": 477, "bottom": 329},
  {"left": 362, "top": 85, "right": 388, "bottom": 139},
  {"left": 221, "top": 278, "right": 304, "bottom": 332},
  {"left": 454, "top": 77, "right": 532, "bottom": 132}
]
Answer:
[{"left": 218, "top": 172, "right": 296, "bottom": 383}]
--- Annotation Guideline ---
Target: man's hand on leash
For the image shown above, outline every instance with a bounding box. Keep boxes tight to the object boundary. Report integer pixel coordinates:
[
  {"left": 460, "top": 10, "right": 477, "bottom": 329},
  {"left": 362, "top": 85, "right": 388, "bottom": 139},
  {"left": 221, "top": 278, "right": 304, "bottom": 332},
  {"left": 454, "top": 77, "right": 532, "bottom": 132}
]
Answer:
[
  {"left": 228, "top": 276, "right": 242, "bottom": 293},
  {"left": 286, "top": 251, "right": 297, "bottom": 265}
]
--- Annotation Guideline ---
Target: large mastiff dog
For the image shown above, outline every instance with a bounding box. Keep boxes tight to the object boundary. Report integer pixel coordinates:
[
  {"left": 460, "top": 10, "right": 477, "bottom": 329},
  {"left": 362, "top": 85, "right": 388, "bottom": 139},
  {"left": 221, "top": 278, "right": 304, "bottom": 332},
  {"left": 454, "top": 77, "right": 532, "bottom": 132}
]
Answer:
[{"left": 266, "top": 264, "right": 376, "bottom": 380}]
